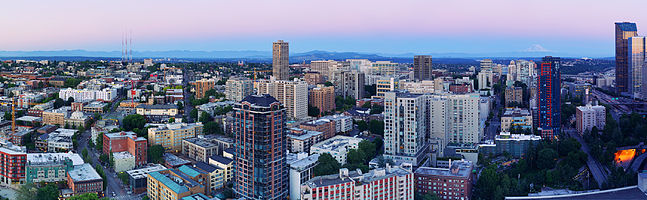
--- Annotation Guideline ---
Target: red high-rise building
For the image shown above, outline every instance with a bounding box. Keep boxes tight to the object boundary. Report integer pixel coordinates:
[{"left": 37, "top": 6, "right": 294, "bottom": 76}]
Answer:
[{"left": 0, "top": 143, "right": 27, "bottom": 185}]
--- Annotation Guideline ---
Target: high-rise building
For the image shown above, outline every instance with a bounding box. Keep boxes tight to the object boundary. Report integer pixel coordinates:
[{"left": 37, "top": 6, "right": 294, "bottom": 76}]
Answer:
[
  {"left": 255, "top": 79, "right": 308, "bottom": 119},
  {"left": 384, "top": 91, "right": 429, "bottom": 166},
  {"left": 480, "top": 59, "right": 493, "bottom": 72},
  {"left": 194, "top": 78, "right": 216, "bottom": 99},
  {"left": 414, "top": 55, "right": 433, "bottom": 80},
  {"left": 446, "top": 93, "right": 482, "bottom": 144},
  {"left": 537, "top": 56, "right": 561, "bottom": 139},
  {"left": 576, "top": 104, "right": 606, "bottom": 135},
  {"left": 308, "top": 86, "right": 335, "bottom": 114},
  {"left": 225, "top": 77, "right": 254, "bottom": 102},
  {"left": 273, "top": 40, "right": 290, "bottom": 80},
  {"left": 373, "top": 77, "right": 399, "bottom": 98},
  {"left": 233, "top": 94, "right": 288, "bottom": 199},
  {"left": 505, "top": 86, "right": 524, "bottom": 106},
  {"left": 332, "top": 70, "right": 365, "bottom": 99},
  {"left": 370, "top": 61, "right": 399, "bottom": 76},
  {"left": 616, "top": 22, "right": 639, "bottom": 93},
  {"left": 628, "top": 36, "right": 647, "bottom": 99}
]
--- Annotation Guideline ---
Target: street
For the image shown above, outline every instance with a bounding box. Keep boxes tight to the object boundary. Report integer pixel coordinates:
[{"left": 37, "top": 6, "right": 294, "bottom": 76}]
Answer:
[
  {"left": 484, "top": 95, "right": 501, "bottom": 141},
  {"left": 565, "top": 128, "right": 609, "bottom": 188}
]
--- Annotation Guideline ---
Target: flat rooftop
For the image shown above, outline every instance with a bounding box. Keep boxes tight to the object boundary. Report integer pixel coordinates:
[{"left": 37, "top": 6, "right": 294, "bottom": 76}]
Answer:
[
  {"left": 68, "top": 163, "right": 102, "bottom": 182},
  {"left": 506, "top": 186, "right": 647, "bottom": 200},
  {"left": 183, "top": 137, "right": 218, "bottom": 149},
  {"left": 126, "top": 164, "right": 166, "bottom": 179},
  {"left": 415, "top": 160, "right": 473, "bottom": 178},
  {"left": 164, "top": 153, "right": 191, "bottom": 166},
  {"left": 27, "top": 152, "right": 84, "bottom": 166}
]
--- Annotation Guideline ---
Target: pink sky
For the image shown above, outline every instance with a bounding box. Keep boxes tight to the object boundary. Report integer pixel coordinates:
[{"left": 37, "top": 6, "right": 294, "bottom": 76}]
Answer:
[{"left": 1, "top": 0, "right": 646, "bottom": 56}]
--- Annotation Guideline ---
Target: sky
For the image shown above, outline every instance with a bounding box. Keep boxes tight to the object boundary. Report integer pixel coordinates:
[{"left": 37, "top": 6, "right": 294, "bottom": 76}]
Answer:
[{"left": 1, "top": 0, "right": 647, "bottom": 57}]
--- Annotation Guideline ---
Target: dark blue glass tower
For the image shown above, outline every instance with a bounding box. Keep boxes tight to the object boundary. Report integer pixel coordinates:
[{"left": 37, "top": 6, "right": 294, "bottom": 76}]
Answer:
[{"left": 537, "top": 56, "right": 561, "bottom": 139}]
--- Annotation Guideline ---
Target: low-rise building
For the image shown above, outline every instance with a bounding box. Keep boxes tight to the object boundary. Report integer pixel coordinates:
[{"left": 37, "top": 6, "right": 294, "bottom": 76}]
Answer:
[
  {"left": 288, "top": 153, "right": 319, "bottom": 200},
  {"left": 67, "top": 163, "right": 103, "bottom": 196},
  {"left": 126, "top": 164, "right": 167, "bottom": 194},
  {"left": 46, "top": 129, "right": 77, "bottom": 152},
  {"left": 177, "top": 165, "right": 214, "bottom": 195},
  {"left": 319, "top": 114, "right": 353, "bottom": 133},
  {"left": 479, "top": 132, "right": 542, "bottom": 158},
  {"left": 43, "top": 106, "right": 70, "bottom": 126},
  {"left": 576, "top": 104, "right": 606, "bottom": 134},
  {"left": 147, "top": 169, "right": 206, "bottom": 200},
  {"left": 104, "top": 131, "right": 148, "bottom": 166},
  {"left": 136, "top": 104, "right": 179, "bottom": 122},
  {"left": 287, "top": 128, "right": 323, "bottom": 153},
  {"left": 208, "top": 155, "right": 233, "bottom": 183},
  {"left": 148, "top": 122, "right": 203, "bottom": 152},
  {"left": 194, "top": 162, "right": 225, "bottom": 193},
  {"left": 113, "top": 151, "right": 136, "bottom": 172},
  {"left": 501, "top": 108, "right": 533, "bottom": 132},
  {"left": 83, "top": 101, "right": 108, "bottom": 114},
  {"left": 300, "top": 166, "right": 413, "bottom": 200},
  {"left": 182, "top": 137, "right": 219, "bottom": 163},
  {"left": 25, "top": 152, "right": 84, "bottom": 183},
  {"left": 310, "top": 135, "right": 363, "bottom": 165},
  {"left": 299, "top": 119, "right": 336, "bottom": 140},
  {"left": 414, "top": 160, "right": 474, "bottom": 200}
]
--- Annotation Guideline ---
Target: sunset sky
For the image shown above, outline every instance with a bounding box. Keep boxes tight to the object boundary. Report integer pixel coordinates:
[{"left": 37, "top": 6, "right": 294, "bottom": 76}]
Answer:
[{"left": 2, "top": 0, "right": 646, "bottom": 57}]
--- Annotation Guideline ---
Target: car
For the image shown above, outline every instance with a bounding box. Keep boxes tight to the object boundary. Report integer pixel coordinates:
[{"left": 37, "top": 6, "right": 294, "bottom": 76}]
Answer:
[{"left": 112, "top": 192, "right": 116, "bottom": 196}]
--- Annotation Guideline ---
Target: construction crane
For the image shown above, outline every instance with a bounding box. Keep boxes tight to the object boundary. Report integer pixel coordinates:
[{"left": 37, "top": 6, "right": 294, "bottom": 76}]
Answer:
[
  {"left": 10, "top": 98, "right": 43, "bottom": 135},
  {"left": 252, "top": 68, "right": 272, "bottom": 81}
]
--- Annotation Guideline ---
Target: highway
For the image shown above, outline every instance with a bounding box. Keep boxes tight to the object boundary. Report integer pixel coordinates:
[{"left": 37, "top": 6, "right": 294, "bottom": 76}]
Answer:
[{"left": 565, "top": 128, "right": 609, "bottom": 188}]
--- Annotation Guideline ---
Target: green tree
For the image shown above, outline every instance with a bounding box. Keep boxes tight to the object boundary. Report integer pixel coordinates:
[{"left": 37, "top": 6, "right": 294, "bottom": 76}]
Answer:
[
  {"left": 168, "top": 118, "right": 175, "bottom": 123},
  {"left": 361, "top": 102, "right": 371, "bottom": 108},
  {"left": 308, "top": 105, "right": 320, "bottom": 117},
  {"left": 16, "top": 183, "right": 38, "bottom": 200},
  {"left": 82, "top": 148, "right": 88, "bottom": 159},
  {"left": 324, "top": 81, "right": 334, "bottom": 87},
  {"left": 176, "top": 101, "right": 184, "bottom": 110},
  {"left": 148, "top": 145, "right": 165, "bottom": 163},
  {"left": 346, "top": 149, "right": 366, "bottom": 165},
  {"left": 190, "top": 109, "right": 198, "bottom": 119},
  {"left": 99, "top": 154, "right": 109, "bottom": 164},
  {"left": 122, "top": 114, "right": 146, "bottom": 131},
  {"left": 358, "top": 140, "right": 376, "bottom": 159},
  {"left": 66, "top": 97, "right": 74, "bottom": 106},
  {"left": 68, "top": 193, "right": 100, "bottom": 200},
  {"left": 53, "top": 98, "right": 64, "bottom": 109},
  {"left": 537, "top": 148, "right": 558, "bottom": 169},
  {"left": 203, "top": 121, "right": 224, "bottom": 135},
  {"left": 36, "top": 184, "right": 59, "bottom": 200},
  {"left": 199, "top": 111, "right": 213, "bottom": 123},
  {"left": 313, "top": 153, "right": 341, "bottom": 176},
  {"left": 368, "top": 120, "right": 384, "bottom": 136},
  {"left": 357, "top": 120, "right": 368, "bottom": 132}
]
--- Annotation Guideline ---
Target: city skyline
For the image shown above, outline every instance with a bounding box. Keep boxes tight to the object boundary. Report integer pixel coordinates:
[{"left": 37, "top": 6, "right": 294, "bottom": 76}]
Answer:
[{"left": 2, "top": 0, "right": 647, "bottom": 57}]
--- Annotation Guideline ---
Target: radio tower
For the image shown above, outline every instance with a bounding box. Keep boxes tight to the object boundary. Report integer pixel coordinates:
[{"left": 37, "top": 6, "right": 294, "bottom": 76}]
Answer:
[{"left": 121, "top": 30, "right": 134, "bottom": 64}]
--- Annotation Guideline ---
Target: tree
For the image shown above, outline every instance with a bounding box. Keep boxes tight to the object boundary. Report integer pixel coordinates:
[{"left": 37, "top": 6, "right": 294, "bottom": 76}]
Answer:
[
  {"left": 176, "top": 101, "right": 184, "bottom": 110},
  {"left": 122, "top": 114, "right": 146, "bottom": 131},
  {"left": 37, "top": 184, "right": 59, "bottom": 200},
  {"left": 148, "top": 145, "right": 165, "bottom": 163},
  {"left": 313, "top": 153, "right": 341, "bottom": 176},
  {"left": 537, "top": 148, "right": 558, "bottom": 169},
  {"left": 368, "top": 120, "right": 384, "bottom": 136},
  {"left": 204, "top": 121, "right": 224, "bottom": 135},
  {"left": 66, "top": 97, "right": 74, "bottom": 106},
  {"left": 199, "top": 111, "right": 213, "bottom": 123},
  {"left": 3, "top": 112, "right": 10, "bottom": 121},
  {"left": 54, "top": 98, "right": 64, "bottom": 109},
  {"left": 357, "top": 120, "right": 368, "bottom": 132},
  {"left": 68, "top": 193, "right": 100, "bottom": 200},
  {"left": 361, "top": 102, "right": 371, "bottom": 108},
  {"left": 99, "top": 154, "right": 109, "bottom": 164},
  {"left": 190, "top": 109, "right": 199, "bottom": 119},
  {"left": 370, "top": 104, "right": 383, "bottom": 114},
  {"left": 82, "top": 148, "right": 88, "bottom": 159},
  {"left": 16, "top": 183, "right": 37, "bottom": 200},
  {"left": 358, "top": 140, "right": 376, "bottom": 160},
  {"left": 324, "top": 81, "right": 334, "bottom": 87},
  {"left": 308, "top": 105, "right": 320, "bottom": 117},
  {"left": 346, "top": 149, "right": 367, "bottom": 165}
]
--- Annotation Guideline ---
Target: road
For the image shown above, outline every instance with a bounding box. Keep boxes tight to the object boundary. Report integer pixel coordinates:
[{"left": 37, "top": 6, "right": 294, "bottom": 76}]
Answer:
[
  {"left": 76, "top": 104, "right": 136, "bottom": 199},
  {"left": 484, "top": 95, "right": 501, "bottom": 141},
  {"left": 565, "top": 128, "right": 609, "bottom": 188}
]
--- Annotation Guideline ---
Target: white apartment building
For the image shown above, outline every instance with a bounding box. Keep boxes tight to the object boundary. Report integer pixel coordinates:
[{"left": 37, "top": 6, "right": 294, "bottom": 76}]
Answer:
[
  {"left": 288, "top": 153, "right": 319, "bottom": 200},
  {"left": 59, "top": 88, "right": 117, "bottom": 102},
  {"left": 255, "top": 79, "right": 308, "bottom": 119},
  {"left": 399, "top": 80, "right": 436, "bottom": 94},
  {"left": 446, "top": 93, "right": 482, "bottom": 144},
  {"left": 310, "top": 135, "right": 363, "bottom": 165},
  {"left": 225, "top": 77, "right": 253, "bottom": 102},
  {"left": 319, "top": 114, "right": 353, "bottom": 133},
  {"left": 301, "top": 166, "right": 414, "bottom": 200},
  {"left": 370, "top": 61, "right": 398, "bottom": 76},
  {"left": 576, "top": 104, "right": 606, "bottom": 134},
  {"left": 383, "top": 91, "right": 429, "bottom": 166}
]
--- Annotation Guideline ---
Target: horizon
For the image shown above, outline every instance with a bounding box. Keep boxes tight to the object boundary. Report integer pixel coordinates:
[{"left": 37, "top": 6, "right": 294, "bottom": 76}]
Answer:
[{"left": 3, "top": 0, "right": 647, "bottom": 57}]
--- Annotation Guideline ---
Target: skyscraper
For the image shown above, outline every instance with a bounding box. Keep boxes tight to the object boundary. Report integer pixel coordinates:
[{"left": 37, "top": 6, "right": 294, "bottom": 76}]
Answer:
[
  {"left": 615, "top": 22, "right": 638, "bottom": 93},
  {"left": 233, "top": 94, "right": 288, "bottom": 199},
  {"left": 273, "top": 40, "right": 289, "bottom": 80},
  {"left": 414, "top": 55, "right": 433, "bottom": 80},
  {"left": 255, "top": 79, "right": 308, "bottom": 119},
  {"left": 628, "top": 36, "right": 647, "bottom": 99},
  {"left": 536, "top": 56, "right": 561, "bottom": 139},
  {"left": 383, "top": 91, "right": 429, "bottom": 166}
]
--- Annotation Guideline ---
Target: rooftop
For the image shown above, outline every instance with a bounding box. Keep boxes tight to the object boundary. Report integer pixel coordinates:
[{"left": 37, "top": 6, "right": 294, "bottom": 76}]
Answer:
[
  {"left": 209, "top": 155, "right": 232, "bottom": 165},
  {"left": 496, "top": 132, "right": 542, "bottom": 141},
  {"left": 415, "top": 160, "right": 473, "bottom": 178},
  {"left": 164, "top": 153, "right": 191, "bottom": 167},
  {"left": 27, "top": 152, "right": 84, "bottom": 166},
  {"left": 149, "top": 171, "right": 191, "bottom": 194},
  {"left": 0, "top": 141, "right": 26, "bottom": 155},
  {"left": 112, "top": 151, "right": 135, "bottom": 159},
  {"left": 126, "top": 164, "right": 166, "bottom": 179},
  {"left": 305, "top": 166, "right": 411, "bottom": 188},
  {"left": 178, "top": 165, "right": 207, "bottom": 178},
  {"left": 239, "top": 94, "right": 280, "bottom": 107},
  {"left": 616, "top": 22, "right": 638, "bottom": 32},
  {"left": 288, "top": 153, "right": 319, "bottom": 170},
  {"left": 194, "top": 162, "right": 221, "bottom": 173},
  {"left": 136, "top": 104, "right": 178, "bottom": 109},
  {"left": 503, "top": 108, "right": 531, "bottom": 117},
  {"left": 506, "top": 185, "right": 647, "bottom": 200},
  {"left": 181, "top": 193, "right": 211, "bottom": 200},
  {"left": 287, "top": 128, "right": 322, "bottom": 141},
  {"left": 68, "top": 163, "right": 102, "bottom": 182},
  {"left": 105, "top": 131, "right": 146, "bottom": 141},
  {"left": 151, "top": 122, "right": 203, "bottom": 131},
  {"left": 311, "top": 135, "right": 362, "bottom": 152},
  {"left": 183, "top": 137, "right": 218, "bottom": 149}
]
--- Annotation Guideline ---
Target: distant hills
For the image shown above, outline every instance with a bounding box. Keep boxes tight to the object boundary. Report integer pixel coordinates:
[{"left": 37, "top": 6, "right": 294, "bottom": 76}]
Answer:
[{"left": 0, "top": 49, "right": 607, "bottom": 63}]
